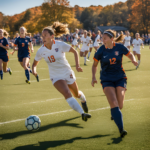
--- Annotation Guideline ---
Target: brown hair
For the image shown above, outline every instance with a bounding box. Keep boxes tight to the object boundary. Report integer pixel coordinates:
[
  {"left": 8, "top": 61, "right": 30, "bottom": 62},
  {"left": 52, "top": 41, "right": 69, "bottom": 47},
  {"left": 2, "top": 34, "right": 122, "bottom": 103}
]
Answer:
[
  {"left": 43, "top": 21, "right": 69, "bottom": 37},
  {"left": 104, "top": 29, "right": 125, "bottom": 43},
  {"left": 26, "top": 33, "right": 31, "bottom": 37},
  {"left": 97, "top": 30, "right": 101, "bottom": 34},
  {"left": 0, "top": 29, "right": 9, "bottom": 38},
  {"left": 87, "top": 32, "right": 91, "bottom": 37}
]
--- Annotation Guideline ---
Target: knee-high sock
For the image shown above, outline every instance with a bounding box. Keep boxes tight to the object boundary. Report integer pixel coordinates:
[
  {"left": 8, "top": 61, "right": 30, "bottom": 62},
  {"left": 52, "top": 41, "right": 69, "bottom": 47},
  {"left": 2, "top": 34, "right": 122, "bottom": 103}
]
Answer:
[
  {"left": 25, "top": 69, "right": 30, "bottom": 81},
  {"left": 138, "top": 60, "right": 140, "bottom": 65},
  {"left": 28, "top": 66, "right": 32, "bottom": 73},
  {"left": 0, "top": 70, "right": 3, "bottom": 80},
  {"left": 84, "top": 57, "right": 86, "bottom": 64},
  {"left": 78, "top": 91, "right": 86, "bottom": 103},
  {"left": 66, "top": 97, "right": 84, "bottom": 115},
  {"left": 88, "top": 52, "right": 91, "bottom": 58},
  {"left": 111, "top": 107, "right": 123, "bottom": 133}
]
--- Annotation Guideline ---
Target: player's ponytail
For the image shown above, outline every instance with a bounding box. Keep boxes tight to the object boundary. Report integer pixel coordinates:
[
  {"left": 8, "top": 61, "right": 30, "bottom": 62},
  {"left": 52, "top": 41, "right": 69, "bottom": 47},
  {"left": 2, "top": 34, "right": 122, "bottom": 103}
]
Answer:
[
  {"left": 43, "top": 21, "right": 70, "bottom": 37},
  {"left": 103, "top": 29, "right": 125, "bottom": 43},
  {"left": 2, "top": 29, "right": 9, "bottom": 38}
]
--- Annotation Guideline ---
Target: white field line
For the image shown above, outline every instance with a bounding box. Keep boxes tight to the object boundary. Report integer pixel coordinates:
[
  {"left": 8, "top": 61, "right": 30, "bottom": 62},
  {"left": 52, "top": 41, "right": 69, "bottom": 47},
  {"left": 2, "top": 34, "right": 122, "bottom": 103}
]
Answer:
[{"left": 0, "top": 99, "right": 135, "bottom": 125}]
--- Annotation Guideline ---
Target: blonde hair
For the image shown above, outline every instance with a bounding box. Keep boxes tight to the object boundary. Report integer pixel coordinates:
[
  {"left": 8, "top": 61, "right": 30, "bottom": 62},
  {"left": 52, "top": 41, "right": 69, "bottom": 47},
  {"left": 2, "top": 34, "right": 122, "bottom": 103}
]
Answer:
[
  {"left": 104, "top": 29, "right": 125, "bottom": 43},
  {"left": 19, "top": 26, "right": 27, "bottom": 34},
  {"left": 43, "top": 21, "right": 70, "bottom": 37},
  {"left": 26, "top": 33, "right": 31, "bottom": 37},
  {"left": 87, "top": 32, "right": 91, "bottom": 37},
  {"left": 0, "top": 29, "right": 9, "bottom": 38},
  {"left": 97, "top": 30, "right": 101, "bottom": 34}
]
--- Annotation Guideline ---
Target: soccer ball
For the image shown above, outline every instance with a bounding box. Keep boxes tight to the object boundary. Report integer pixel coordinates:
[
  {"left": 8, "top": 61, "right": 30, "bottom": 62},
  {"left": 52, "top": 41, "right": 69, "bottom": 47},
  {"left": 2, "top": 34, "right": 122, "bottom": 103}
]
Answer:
[{"left": 25, "top": 115, "right": 41, "bottom": 131}]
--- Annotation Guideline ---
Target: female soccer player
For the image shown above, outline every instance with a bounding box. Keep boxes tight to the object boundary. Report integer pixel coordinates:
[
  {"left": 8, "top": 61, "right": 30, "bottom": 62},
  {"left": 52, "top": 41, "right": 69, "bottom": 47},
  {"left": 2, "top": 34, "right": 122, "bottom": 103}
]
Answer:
[
  {"left": 11, "top": 26, "right": 39, "bottom": 84},
  {"left": 0, "top": 29, "right": 12, "bottom": 80},
  {"left": 123, "top": 31, "right": 131, "bottom": 50},
  {"left": 80, "top": 30, "right": 91, "bottom": 65},
  {"left": 132, "top": 33, "right": 144, "bottom": 69},
  {"left": 92, "top": 29, "right": 138, "bottom": 137},
  {"left": 93, "top": 30, "right": 101, "bottom": 52},
  {"left": 72, "top": 29, "right": 79, "bottom": 50},
  {"left": 87, "top": 31, "right": 93, "bottom": 60},
  {"left": 32, "top": 22, "right": 91, "bottom": 121}
]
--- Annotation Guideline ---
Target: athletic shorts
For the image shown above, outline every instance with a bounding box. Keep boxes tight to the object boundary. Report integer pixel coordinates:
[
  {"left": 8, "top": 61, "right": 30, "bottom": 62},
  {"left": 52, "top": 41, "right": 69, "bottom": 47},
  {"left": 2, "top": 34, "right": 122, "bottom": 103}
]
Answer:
[
  {"left": 0, "top": 55, "right": 9, "bottom": 62},
  {"left": 133, "top": 49, "right": 141, "bottom": 54},
  {"left": 18, "top": 55, "right": 30, "bottom": 62},
  {"left": 50, "top": 72, "right": 76, "bottom": 85},
  {"left": 80, "top": 46, "right": 89, "bottom": 52},
  {"left": 101, "top": 78, "right": 127, "bottom": 90},
  {"left": 72, "top": 41, "right": 78, "bottom": 46}
]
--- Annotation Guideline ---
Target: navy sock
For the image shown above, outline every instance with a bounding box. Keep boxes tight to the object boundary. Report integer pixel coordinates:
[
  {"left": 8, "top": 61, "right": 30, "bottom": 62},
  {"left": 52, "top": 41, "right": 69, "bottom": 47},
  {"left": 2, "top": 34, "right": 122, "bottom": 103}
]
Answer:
[
  {"left": 111, "top": 107, "right": 123, "bottom": 133},
  {"left": 81, "top": 101, "right": 87, "bottom": 105},
  {"left": 28, "top": 66, "right": 32, "bottom": 73},
  {"left": 0, "top": 70, "right": 3, "bottom": 80},
  {"left": 25, "top": 69, "right": 30, "bottom": 81}
]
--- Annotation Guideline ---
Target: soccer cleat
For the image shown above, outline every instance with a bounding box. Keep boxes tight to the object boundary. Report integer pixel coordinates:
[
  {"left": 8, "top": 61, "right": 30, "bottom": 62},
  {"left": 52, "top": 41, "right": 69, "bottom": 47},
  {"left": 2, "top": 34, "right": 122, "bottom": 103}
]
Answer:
[
  {"left": 81, "top": 102, "right": 88, "bottom": 113},
  {"left": 0, "top": 74, "right": 3, "bottom": 80},
  {"left": 26, "top": 80, "right": 30, "bottom": 84},
  {"left": 86, "top": 59, "right": 90, "bottom": 61},
  {"left": 120, "top": 130, "right": 127, "bottom": 138},
  {"left": 136, "top": 65, "right": 139, "bottom": 70},
  {"left": 82, "top": 113, "right": 91, "bottom": 122},
  {"left": 36, "top": 75, "right": 39, "bottom": 82},
  {"left": 84, "top": 63, "right": 87, "bottom": 66},
  {"left": 8, "top": 68, "right": 12, "bottom": 75}
]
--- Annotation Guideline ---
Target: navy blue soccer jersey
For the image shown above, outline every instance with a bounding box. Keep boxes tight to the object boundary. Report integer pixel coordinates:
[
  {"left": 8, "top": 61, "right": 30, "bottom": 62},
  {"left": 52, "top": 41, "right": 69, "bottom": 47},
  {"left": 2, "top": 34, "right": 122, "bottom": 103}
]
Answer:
[
  {"left": 14, "top": 36, "right": 31, "bottom": 58},
  {"left": 0, "top": 37, "right": 9, "bottom": 56},
  {"left": 94, "top": 43, "right": 130, "bottom": 82}
]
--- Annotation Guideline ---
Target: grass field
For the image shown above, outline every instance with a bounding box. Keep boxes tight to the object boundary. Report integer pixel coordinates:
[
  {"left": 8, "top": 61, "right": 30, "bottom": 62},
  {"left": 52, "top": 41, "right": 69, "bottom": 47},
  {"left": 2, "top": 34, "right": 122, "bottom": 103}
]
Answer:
[{"left": 0, "top": 45, "right": 150, "bottom": 150}]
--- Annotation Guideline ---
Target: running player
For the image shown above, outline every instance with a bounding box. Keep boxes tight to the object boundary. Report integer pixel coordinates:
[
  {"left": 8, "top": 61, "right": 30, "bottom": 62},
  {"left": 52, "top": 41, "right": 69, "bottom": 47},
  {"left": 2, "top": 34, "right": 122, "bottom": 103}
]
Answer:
[
  {"left": 132, "top": 33, "right": 144, "bottom": 69},
  {"left": 32, "top": 22, "right": 91, "bottom": 121},
  {"left": 80, "top": 30, "right": 91, "bottom": 65},
  {"left": 11, "top": 26, "right": 39, "bottom": 84},
  {"left": 123, "top": 31, "right": 131, "bottom": 50},
  {"left": 0, "top": 29, "right": 12, "bottom": 80},
  {"left": 92, "top": 29, "right": 138, "bottom": 137},
  {"left": 72, "top": 29, "right": 79, "bottom": 50},
  {"left": 93, "top": 30, "right": 101, "bottom": 52},
  {"left": 87, "top": 31, "right": 93, "bottom": 60}
]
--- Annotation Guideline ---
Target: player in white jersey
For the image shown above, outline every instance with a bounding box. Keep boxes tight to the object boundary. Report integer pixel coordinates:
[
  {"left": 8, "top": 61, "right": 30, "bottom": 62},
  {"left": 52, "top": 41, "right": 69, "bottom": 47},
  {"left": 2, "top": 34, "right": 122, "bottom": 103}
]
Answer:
[
  {"left": 87, "top": 31, "right": 93, "bottom": 60},
  {"left": 80, "top": 30, "right": 91, "bottom": 65},
  {"left": 32, "top": 22, "right": 91, "bottom": 121},
  {"left": 94, "top": 30, "right": 101, "bottom": 52},
  {"left": 123, "top": 31, "right": 131, "bottom": 50},
  {"left": 132, "top": 33, "right": 144, "bottom": 69},
  {"left": 72, "top": 29, "right": 79, "bottom": 50}
]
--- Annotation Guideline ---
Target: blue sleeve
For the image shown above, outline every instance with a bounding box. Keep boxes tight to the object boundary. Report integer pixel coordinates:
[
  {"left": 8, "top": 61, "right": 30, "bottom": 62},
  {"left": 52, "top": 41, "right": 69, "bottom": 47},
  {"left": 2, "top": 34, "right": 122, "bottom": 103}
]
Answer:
[
  {"left": 14, "top": 38, "right": 18, "bottom": 46},
  {"left": 121, "top": 45, "right": 130, "bottom": 56},
  {"left": 27, "top": 37, "right": 31, "bottom": 43},
  {"left": 93, "top": 46, "right": 104, "bottom": 62},
  {"left": 4, "top": 38, "right": 9, "bottom": 46}
]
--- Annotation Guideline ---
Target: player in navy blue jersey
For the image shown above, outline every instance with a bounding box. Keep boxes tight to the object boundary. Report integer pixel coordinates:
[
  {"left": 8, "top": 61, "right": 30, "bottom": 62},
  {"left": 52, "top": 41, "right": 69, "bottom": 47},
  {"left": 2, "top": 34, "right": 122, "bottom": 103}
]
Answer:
[
  {"left": 92, "top": 29, "right": 138, "bottom": 138},
  {"left": 0, "top": 29, "right": 12, "bottom": 80},
  {"left": 11, "top": 27, "right": 39, "bottom": 84}
]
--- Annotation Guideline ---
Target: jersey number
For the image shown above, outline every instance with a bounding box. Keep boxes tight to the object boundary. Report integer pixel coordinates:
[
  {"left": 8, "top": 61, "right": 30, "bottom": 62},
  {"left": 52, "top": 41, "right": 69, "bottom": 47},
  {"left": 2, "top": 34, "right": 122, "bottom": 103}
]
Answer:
[
  {"left": 109, "top": 58, "right": 116, "bottom": 65},
  {"left": 48, "top": 55, "right": 55, "bottom": 63},
  {"left": 22, "top": 43, "right": 25, "bottom": 47}
]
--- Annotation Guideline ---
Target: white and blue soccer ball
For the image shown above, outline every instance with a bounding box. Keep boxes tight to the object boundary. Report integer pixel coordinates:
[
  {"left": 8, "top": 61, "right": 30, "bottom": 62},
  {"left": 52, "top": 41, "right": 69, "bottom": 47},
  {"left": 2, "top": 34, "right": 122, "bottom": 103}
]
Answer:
[{"left": 25, "top": 115, "right": 41, "bottom": 131}]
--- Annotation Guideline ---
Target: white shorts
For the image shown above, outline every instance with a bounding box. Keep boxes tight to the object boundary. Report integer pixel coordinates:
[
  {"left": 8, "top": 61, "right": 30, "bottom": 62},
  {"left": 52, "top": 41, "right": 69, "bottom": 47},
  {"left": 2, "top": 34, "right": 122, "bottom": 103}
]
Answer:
[
  {"left": 90, "top": 44, "right": 93, "bottom": 48},
  {"left": 72, "top": 40, "right": 78, "bottom": 46},
  {"left": 94, "top": 42, "right": 99, "bottom": 47},
  {"left": 133, "top": 49, "right": 141, "bottom": 54},
  {"left": 80, "top": 46, "right": 89, "bottom": 52},
  {"left": 50, "top": 72, "right": 76, "bottom": 85},
  {"left": 124, "top": 44, "right": 130, "bottom": 47}
]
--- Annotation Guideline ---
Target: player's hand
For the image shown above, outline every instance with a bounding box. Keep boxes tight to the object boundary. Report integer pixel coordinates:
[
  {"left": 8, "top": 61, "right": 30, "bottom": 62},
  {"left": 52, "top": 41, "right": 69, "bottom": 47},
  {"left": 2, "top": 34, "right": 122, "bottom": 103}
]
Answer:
[
  {"left": 132, "top": 61, "right": 138, "bottom": 66},
  {"left": 76, "top": 66, "right": 83, "bottom": 72},
  {"left": 91, "top": 78, "right": 97, "bottom": 87},
  {"left": 142, "top": 46, "right": 144, "bottom": 49},
  {"left": 31, "top": 49, "right": 34, "bottom": 53},
  {"left": 10, "top": 51, "right": 15, "bottom": 55}
]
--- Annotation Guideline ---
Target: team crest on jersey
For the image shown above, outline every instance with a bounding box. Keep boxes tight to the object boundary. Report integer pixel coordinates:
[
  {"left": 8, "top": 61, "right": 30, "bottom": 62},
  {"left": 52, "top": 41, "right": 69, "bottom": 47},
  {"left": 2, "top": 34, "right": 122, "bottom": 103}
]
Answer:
[
  {"left": 55, "top": 48, "right": 59, "bottom": 52},
  {"left": 70, "top": 74, "right": 73, "bottom": 78},
  {"left": 25, "top": 40, "right": 28, "bottom": 42},
  {"left": 115, "top": 51, "right": 119, "bottom": 56}
]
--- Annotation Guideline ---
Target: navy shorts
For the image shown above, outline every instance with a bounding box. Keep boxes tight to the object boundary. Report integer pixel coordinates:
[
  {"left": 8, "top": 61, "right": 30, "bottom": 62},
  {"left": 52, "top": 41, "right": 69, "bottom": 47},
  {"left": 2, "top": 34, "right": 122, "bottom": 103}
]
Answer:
[
  {"left": 18, "top": 55, "right": 30, "bottom": 62},
  {"left": 101, "top": 78, "right": 127, "bottom": 90},
  {"left": 0, "top": 55, "right": 9, "bottom": 62}
]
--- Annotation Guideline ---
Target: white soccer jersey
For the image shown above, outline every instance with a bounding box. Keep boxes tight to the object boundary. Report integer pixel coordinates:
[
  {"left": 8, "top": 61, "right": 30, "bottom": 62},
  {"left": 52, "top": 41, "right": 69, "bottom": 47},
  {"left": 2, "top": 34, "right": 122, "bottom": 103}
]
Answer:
[
  {"left": 72, "top": 33, "right": 78, "bottom": 45},
  {"left": 94, "top": 35, "right": 100, "bottom": 47},
  {"left": 80, "top": 36, "right": 90, "bottom": 52},
  {"left": 124, "top": 36, "right": 131, "bottom": 46},
  {"left": 132, "top": 39, "right": 143, "bottom": 51},
  {"left": 35, "top": 40, "right": 74, "bottom": 80}
]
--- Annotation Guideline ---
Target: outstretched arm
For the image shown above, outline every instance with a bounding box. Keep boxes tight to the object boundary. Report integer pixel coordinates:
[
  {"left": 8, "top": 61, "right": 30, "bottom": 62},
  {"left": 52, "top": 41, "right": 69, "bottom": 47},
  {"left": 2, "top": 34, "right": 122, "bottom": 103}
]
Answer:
[
  {"left": 32, "top": 60, "right": 40, "bottom": 76},
  {"left": 127, "top": 53, "right": 138, "bottom": 66},
  {"left": 92, "top": 60, "right": 98, "bottom": 87},
  {"left": 69, "top": 47, "right": 83, "bottom": 72},
  {"left": 0, "top": 43, "right": 9, "bottom": 50},
  {"left": 29, "top": 42, "right": 34, "bottom": 53}
]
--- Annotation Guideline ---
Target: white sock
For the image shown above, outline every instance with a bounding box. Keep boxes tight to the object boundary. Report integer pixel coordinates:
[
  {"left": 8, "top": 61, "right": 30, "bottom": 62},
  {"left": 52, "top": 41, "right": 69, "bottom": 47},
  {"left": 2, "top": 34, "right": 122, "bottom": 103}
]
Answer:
[
  {"left": 138, "top": 60, "right": 140, "bottom": 65},
  {"left": 7, "top": 68, "right": 10, "bottom": 72},
  {"left": 78, "top": 91, "right": 86, "bottom": 103},
  {"left": 78, "top": 45, "right": 80, "bottom": 48},
  {"left": 84, "top": 57, "right": 86, "bottom": 64},
  {"left": 88, "top": 52, "right": 91, "bottom": 58},
  {"left": 66, "top": 97, "right": 84, "bottom": 115}
]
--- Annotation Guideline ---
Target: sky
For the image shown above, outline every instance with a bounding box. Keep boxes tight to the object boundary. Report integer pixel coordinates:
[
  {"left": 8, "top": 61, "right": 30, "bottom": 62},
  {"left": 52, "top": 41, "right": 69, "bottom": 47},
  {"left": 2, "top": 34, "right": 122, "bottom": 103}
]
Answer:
[{"left": 0, "top": 0, "right": 127, "bottom": 16}]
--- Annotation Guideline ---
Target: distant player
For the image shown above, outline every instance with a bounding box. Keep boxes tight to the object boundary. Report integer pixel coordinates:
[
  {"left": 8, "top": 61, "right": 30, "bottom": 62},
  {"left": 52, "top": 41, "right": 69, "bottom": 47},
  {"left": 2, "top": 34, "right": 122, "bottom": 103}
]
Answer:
[
  {"left": 132, "top": 33, "right": 144, "bottom": 69},
  {"left": 72, "top": 29, "right": 79, "bottom": 50},
  {"left": 123, "top": 31, "right": 131, "bottom": 50},
  {"left": 92, "top": 29, "right": 138, "bottom": 137},
  {"left": 0, "top": 29, "right": 12, "bottom": 80},
  {"left": 87, "top": 31, "right": 93, "bottom": 60},
  {"left": 11, "top": 26, "right": 39, "bottom": 84},
  {"left": 32, "top": 22, "right": 91, "bottom": 121},
  {"left": 80, "top": 30, "right": 91, "bottom": 65},
  {"left": 94, "top": 30, "right": 101, "bottom": 52}
]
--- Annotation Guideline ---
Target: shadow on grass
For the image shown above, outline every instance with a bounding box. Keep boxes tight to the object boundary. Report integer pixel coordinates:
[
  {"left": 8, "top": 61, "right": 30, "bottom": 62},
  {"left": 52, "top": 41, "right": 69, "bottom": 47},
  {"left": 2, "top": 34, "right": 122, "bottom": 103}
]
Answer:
[
  {"left": 125, "top": 68, "right": 136, "bottom": 72},
  {"left": 12, "top": 134, "right": 111, "bottom": 150},
  {"left": 107, "top": 137, "right": 122, "bottom": 145},
  {"left": 0, "top": 116, "right": 83, "bottom": 140}
]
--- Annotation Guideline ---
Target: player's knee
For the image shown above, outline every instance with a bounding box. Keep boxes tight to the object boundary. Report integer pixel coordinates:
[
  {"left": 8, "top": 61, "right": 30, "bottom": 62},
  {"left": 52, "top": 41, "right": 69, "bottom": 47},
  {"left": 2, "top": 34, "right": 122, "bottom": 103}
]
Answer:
[
  {"left": 23, "top": 64, "right": 28, "bottom": 70},
  {"left": 119, "top": 105, "right": 123, "bottom": 110},
  {"left": 64, "top": 90, "right": 72, "bottom": 99}
]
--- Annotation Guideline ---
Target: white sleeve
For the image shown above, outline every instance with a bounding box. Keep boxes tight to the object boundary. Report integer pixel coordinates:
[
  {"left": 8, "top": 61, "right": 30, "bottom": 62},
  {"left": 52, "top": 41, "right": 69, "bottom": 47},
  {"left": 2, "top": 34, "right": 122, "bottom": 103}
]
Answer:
[
  {"left": 60, "top": 42, "right": 71, "bottom": 53},
  {"left": 132, "top": 40, "right": 135, "bottom": 45},
  {"left": 140, "top": 39, "right": 143, "bottom": 44},
  {"left": 34, "top": 49, "right": 43, "bottom": 61}
]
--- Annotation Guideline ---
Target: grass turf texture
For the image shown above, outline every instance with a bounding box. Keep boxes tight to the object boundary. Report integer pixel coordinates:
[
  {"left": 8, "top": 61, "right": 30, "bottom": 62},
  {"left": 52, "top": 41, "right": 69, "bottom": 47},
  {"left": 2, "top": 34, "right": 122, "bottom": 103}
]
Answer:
[{"left": 0, "top": 45, "right": 150, "bottom": 150}]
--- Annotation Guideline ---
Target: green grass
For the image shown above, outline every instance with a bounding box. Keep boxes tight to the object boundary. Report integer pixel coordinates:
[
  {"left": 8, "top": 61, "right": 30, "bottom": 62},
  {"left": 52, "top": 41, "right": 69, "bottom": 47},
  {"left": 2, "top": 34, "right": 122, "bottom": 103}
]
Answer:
[{"left": 0, "top": 45, "right": 150, "bottom": 150}]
